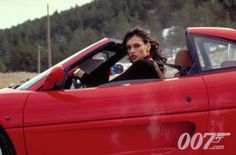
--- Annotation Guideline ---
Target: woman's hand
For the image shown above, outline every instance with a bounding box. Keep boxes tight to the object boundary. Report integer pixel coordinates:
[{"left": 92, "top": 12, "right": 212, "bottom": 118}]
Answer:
[{"left": 73, "top": 68, "right": 85, "bottom": 78}]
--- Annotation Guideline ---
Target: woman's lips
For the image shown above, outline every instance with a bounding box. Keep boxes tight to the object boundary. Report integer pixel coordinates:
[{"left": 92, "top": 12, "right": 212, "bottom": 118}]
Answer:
[{"left": 131, "top": 55, "right": 137, "bottom": 60}]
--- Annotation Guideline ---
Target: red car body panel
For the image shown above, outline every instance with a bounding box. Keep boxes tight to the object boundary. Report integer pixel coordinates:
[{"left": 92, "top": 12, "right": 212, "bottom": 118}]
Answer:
[
  {"left": 24, "top": 76, "right": 207, "bottom": 126},
  {"left": 202, "top": 70, "right": 236, "bottom": 110},
  {"left": 6, "top": 128, "right": 26, "bottom": 155},
  {"left": 205, "top": 109, "right": 236, "bottom": 155},
  {"left": 0, "top": 88, "right": 30, "bottom": 128},
  {"left": 23, "top": 76, "right": 208, "bottom": 154},
  {"left": 0, "top": 88, "right": 30, "bottom": 155},
  {"left": 24, "top": 113, "right": 207, "bottom": 155},
  {"left": 202, "top": 70, "right": 236, "bottom": 155}
]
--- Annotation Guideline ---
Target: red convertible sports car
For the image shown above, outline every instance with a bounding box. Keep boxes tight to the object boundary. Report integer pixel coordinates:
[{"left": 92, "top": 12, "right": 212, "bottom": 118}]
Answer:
[{"left": 0, "top": 27, "right": 236, "bottom": 155}]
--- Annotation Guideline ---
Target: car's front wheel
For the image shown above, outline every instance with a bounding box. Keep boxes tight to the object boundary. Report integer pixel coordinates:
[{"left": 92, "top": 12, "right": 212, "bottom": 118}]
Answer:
[{"left": 0, "top": 128, "right": 15, "bottom": 155}]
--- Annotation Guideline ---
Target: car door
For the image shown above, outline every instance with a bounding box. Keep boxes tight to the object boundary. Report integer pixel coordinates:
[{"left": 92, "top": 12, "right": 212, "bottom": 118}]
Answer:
[
  {"left": 23, "top": 75, "right": 208, "bottom": 155},
  {"left": 191, "top": 34, "right": 236, "bottom": 155}
]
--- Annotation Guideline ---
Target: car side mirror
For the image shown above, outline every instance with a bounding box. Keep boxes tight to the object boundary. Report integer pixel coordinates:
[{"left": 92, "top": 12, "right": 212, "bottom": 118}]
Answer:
[{"left": 41, "top": 65, "right": 64, "bottom": 91}]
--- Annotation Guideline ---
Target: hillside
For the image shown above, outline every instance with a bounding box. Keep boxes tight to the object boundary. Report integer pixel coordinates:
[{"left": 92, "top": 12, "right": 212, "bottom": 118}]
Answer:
[{"left": 0, "top": 0, "right": 235, "bottom": 72}]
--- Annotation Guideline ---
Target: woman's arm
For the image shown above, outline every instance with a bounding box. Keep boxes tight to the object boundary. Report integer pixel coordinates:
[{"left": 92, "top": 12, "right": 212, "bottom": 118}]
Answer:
[{"left": 112, "top": 59, "right": 160, "bottom": 82}]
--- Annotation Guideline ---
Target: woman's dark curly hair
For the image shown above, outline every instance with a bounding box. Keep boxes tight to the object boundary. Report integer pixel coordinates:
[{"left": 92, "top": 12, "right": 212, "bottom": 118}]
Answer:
[{"left": 122, "top": 27, "right": 166, "bottom": 63}]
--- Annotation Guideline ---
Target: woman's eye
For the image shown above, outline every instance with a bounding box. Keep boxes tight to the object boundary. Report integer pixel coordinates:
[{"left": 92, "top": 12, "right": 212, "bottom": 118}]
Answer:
[
  {"left": 133, "top": 44, "right": 141, "bottom": 48},
  {"left": 126, "top": 46, "right": 131, "bottom": 50}
]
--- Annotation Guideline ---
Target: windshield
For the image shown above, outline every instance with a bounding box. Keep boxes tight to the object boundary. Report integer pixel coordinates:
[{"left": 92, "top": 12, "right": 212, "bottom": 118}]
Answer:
[{"left": 17, "top": 69, "right": 48, "bottom": 90}]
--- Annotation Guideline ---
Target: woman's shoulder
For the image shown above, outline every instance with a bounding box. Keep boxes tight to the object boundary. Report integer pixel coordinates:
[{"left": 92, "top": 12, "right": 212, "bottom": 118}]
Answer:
[{"left": 133, "top": 59, "right": 154, "bottom": 67}]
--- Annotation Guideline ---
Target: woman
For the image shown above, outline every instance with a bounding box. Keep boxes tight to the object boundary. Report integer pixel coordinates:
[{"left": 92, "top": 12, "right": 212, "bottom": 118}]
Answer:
[{"left": 73, "top": 27, "right": 166, "bottom": 85}]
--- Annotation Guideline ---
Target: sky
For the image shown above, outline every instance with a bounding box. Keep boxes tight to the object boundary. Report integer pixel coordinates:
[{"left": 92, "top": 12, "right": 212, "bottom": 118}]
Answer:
[{"left": 0, "top": 0, "right": 92, "bottom": 29}]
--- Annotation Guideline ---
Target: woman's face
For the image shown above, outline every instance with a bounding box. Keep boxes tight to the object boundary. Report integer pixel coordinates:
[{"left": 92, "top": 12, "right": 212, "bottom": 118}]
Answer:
[{"left": 126, "top": 35, "right": 150, "bottom": 62}]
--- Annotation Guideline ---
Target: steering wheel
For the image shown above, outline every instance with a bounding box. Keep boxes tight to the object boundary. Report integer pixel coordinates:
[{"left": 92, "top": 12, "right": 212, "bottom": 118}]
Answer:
[
  {"left": 67, "top": 67, "right": 84, "bottom": 89},
  {"left": 71, "top": 76, "right": 84, "bottom": 89}
]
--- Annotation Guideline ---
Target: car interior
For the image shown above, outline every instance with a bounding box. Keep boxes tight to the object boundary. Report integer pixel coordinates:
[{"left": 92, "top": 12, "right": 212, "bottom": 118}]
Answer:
[
  {"left": 64, "top": 42, "right": 126, "bottom": 89},
  {"left": 62, "top": 41, "right": 195, "bottom": 89}
]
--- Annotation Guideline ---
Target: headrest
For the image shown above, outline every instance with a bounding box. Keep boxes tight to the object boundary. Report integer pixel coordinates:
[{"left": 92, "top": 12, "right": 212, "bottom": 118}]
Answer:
[{"left": 175, "top": 49, "right": 192, "bottom": 67}]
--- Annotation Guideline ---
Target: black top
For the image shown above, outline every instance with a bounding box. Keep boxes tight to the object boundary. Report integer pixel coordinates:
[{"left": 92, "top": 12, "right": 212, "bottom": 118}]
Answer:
[
  {"left": 80, "top": 58, "right": 161, "bottom": 86},
  {"left": 112, "top": 59, "right": 159, "bottom": 81}
]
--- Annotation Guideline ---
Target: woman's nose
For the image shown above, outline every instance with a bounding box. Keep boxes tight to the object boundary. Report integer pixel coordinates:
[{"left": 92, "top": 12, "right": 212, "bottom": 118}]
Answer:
[{"left": 129, "top": 47, "right": 136, "bottom": 53}]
